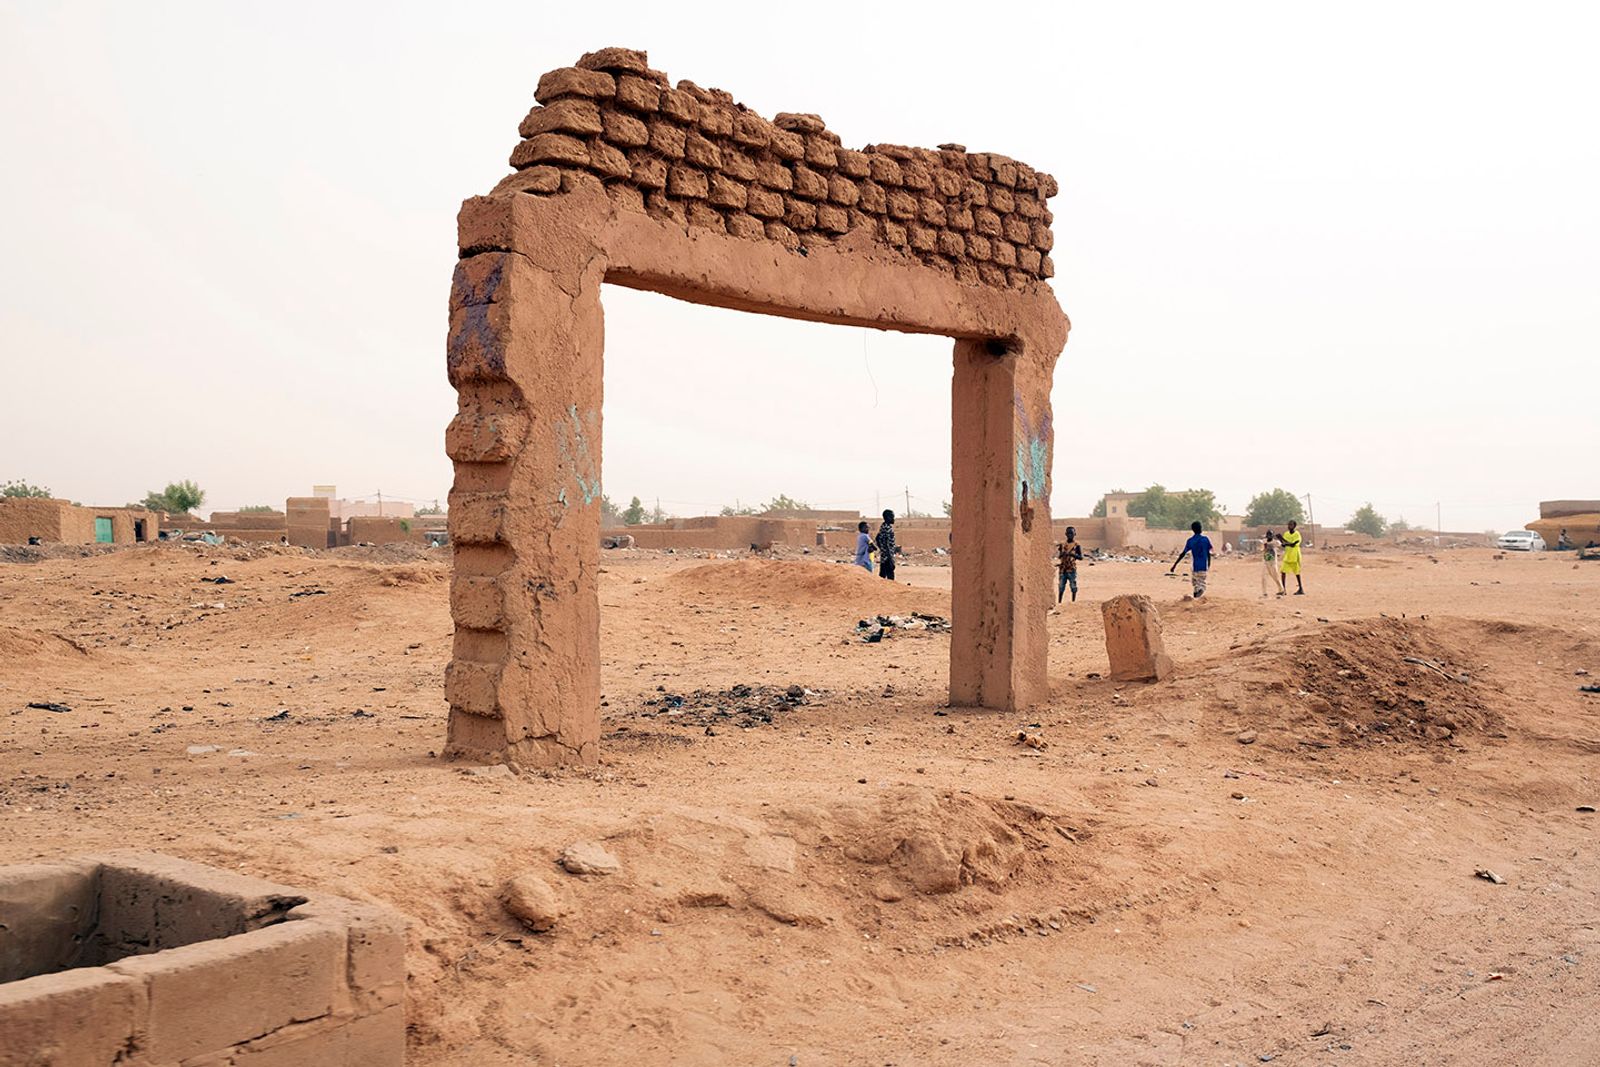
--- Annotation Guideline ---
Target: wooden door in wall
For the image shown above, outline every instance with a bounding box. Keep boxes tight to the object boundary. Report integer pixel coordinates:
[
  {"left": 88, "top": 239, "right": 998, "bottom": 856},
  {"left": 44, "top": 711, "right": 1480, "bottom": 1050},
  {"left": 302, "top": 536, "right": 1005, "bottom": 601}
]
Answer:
[{"left": 94, "top": 517, "right": 114, "bottom": 543}]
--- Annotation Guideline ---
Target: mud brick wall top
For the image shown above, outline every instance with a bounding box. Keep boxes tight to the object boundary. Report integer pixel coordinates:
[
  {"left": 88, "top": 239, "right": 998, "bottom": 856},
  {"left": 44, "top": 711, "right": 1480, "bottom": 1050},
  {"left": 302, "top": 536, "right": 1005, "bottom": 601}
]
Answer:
[{"left": 494, "top": 47, "right": 1058, "bottom": 291}]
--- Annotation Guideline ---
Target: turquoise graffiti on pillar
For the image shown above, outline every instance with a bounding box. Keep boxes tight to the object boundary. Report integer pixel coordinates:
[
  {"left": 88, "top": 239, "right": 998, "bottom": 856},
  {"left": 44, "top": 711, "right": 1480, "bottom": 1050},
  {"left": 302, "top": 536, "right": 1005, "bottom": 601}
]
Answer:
[
  {"left": 1013, "top": 392, "right": 1052, "bottom": 507},
  {"left": 561, "top": 405, "right": 601, "bottom": 506}
]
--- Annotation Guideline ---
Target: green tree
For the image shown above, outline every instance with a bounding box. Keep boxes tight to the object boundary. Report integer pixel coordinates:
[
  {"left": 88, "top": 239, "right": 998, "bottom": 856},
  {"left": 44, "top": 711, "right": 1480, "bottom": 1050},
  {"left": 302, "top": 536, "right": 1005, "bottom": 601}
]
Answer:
[
  {"left": 1119, "top": 484, "right": 1221, "bottom": 529},
  {"left": 140, "top": 480, "right": 206, "bottom": 515},
  {"left": 763, "top": 494, "right": 810, "bottom": 513},
  {"left": 1244, "top": 488, "right": 1305, "bottom": 527},
  {"left": 238, "top": 504, "right": 277, "bottom": 514},
  {"left": 719, "top": 502, "right": 759, "bottom": 517},
  {"left": 415, "top": 502, "right": 445, "bottom": 516},
  {"left": 1390, "top": 518, "right": 1411, "bottom": 533},
  {"left": 1347, "top": 503, "right": 1387, "bottom": 538},
  {"left": 622, "top": 496, "right": 646, "bottom": 526},
  {"left": 941, "top": 500, "right": 952, "bottom": 517},
  {"left": 2, "top": 479, "right": 53, "bottom": 498},
  {"left": 601, "top": 494, "right": 623, "bottom": 526}
]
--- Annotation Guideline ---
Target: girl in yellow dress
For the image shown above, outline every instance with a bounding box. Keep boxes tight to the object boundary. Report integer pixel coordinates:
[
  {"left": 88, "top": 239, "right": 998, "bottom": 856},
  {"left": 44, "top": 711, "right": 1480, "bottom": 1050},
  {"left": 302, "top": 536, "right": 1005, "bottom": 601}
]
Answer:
[{"left": 1277, "top": 520, "right": 1304, "bottom": 596}]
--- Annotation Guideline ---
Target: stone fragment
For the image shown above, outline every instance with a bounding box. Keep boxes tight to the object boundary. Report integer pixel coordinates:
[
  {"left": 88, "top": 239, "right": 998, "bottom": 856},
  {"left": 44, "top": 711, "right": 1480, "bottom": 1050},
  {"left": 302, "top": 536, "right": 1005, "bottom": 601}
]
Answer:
[
  {"left": 558, "top": 841, "right": 620, "bottom": 875},
  {"left": 502, "top": 872, "right": 564, "bottom": 931},
  {"left": 1101, "top": 594, "right": 1175, "bottom": 683}
]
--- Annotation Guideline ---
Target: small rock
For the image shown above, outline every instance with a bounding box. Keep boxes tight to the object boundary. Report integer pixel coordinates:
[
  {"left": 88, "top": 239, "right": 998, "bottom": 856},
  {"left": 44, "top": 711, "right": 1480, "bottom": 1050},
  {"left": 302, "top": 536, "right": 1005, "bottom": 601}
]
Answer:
[
  {"left": 462, "top": 763, "right": 514, "bottom": 780},
  {"left": 1576, "top": 805, "right": 1595, "bottom": 813},
  {"left": 559, "top": 840, "right": 621, "bottom": 876},
  {"left": 502, "top": 872, "right": 564, "bottom": 932},
  {"left": 1236, "top": 730, "right": 1258, "bottom": 745},
  {"left": 1231, "top": 791, "right": 1247, "bottom": 801},
  {"left": 185, "top": 745, "right": 221, "bottom": 755},
  {"left": 226, "top": 749, "right": 258, "bottom": 757}
]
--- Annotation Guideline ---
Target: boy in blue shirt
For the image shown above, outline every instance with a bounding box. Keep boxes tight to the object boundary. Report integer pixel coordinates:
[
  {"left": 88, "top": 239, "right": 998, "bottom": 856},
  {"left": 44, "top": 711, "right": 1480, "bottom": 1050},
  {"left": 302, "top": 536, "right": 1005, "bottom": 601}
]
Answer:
[
  {"left": 853, "top": 521, "right": 873, "bottom": 572},
  {"left": 1169, "top": 521, "right": 1213, "bottom": 598}
]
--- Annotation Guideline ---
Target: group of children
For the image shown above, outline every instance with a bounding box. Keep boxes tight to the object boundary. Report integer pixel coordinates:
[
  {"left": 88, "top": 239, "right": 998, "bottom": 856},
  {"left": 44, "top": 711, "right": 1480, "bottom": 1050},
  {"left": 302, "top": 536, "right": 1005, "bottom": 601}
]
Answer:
[
  {"left": 1164, "top": 519, "right": 1304, "bottom": 599},
  {"left": 1050, "top": 519, "right": 1306, "bottom": 604},
  {"left": 853, "top": 509, "right": 899, "bottom": 581},
  {"left": 862, "top": 509, "right": 1307, "bottom": 603}
]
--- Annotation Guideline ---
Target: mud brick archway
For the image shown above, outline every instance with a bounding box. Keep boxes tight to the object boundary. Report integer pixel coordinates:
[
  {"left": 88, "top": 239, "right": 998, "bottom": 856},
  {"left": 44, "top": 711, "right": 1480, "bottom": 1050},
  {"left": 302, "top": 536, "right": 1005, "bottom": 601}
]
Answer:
[{"left": 445, "top": 48, "right": 1069, "bottom": 766}]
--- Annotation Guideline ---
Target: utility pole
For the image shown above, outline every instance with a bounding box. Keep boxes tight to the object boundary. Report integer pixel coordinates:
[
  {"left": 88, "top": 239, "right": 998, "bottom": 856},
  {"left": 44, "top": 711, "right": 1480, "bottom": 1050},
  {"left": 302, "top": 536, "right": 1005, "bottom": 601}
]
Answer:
[
  {"left": 377, "top": 490, "right": 383, "bottom": 518},
  {"left": 905, "top": 486, "right": 911, "bottom": 518},
  {"left": 1303, "top": 493, "right": 1314, "bottom": 546},
  {"left": 1436, "top": 502, "right": 1442, "bottom": 544}
]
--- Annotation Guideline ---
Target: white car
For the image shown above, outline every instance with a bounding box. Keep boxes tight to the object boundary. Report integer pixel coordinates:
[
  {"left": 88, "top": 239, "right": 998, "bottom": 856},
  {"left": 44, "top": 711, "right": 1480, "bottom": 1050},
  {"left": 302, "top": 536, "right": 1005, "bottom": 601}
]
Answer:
[{"left": 1497, "top": 530, "right": 1546, "bottom": 552}]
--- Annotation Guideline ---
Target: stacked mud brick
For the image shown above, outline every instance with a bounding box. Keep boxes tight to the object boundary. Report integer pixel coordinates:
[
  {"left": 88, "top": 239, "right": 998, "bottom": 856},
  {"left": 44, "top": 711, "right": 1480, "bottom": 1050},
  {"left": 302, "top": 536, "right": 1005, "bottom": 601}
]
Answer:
[{"left": 493, "top": 47, "right": 1058, "bottom": 290}]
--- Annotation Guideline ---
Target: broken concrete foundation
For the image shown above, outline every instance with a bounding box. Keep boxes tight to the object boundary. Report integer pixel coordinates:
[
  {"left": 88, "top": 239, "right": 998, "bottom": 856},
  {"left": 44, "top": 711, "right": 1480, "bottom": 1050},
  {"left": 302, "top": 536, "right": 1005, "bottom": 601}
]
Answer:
[
  {"left": 0, "top": 852, "right": 404, "bottom": 1066},
  {"left": 1101, "top": 593, "right": 1174, "bottom": 683}
]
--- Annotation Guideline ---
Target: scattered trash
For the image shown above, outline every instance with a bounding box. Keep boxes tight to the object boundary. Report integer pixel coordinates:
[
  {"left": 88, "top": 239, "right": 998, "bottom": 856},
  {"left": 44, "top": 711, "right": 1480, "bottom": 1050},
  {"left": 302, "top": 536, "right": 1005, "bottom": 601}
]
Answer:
[
  {"left": 1474, "top": 868, "right": 1505, "bottom": 885},
  {"left": 1015, "top": 730, "right": 1048, "bottom": 750},
  {"left": 855, "top": 612, "right": 950, "bottom": 642},
  {"left": 1075, "top": 983, "right": 1097, "bottom": 994},
  {"left": 1580, "top": 685, "right": 1600, "bottom": 694},
  {"left": 1576, "top": 805, "right": 1595, "bottom": 813},
  {"left": 263, "top": 709, "right": 291, "bottom": 721},
  {"left": 635, "top": 684, "right": 813, "bottom": 729},
  {"left": 288, "top": 588, "right": 327, "bottom": 599},
  {"left": 200, "top": 575, "right": 234, "bottom": 584},
  {"left": 26, "top": 701, "right": 72, "bottom": 713}
]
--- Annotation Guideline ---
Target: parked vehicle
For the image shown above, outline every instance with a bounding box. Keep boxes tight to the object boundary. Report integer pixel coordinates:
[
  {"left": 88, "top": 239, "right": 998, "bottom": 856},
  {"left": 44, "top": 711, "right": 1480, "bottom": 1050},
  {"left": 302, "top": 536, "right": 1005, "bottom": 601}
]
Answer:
[{"left": 1496, "top": 530, "right": 1546, "bottom": 552}]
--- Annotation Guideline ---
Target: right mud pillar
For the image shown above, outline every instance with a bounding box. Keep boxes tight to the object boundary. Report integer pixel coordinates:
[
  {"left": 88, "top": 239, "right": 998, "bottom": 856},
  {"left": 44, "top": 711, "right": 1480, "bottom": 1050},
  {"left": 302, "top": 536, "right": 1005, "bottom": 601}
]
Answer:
[{"left": 949, "top": 336, "right": 1057, "bottom": 711}]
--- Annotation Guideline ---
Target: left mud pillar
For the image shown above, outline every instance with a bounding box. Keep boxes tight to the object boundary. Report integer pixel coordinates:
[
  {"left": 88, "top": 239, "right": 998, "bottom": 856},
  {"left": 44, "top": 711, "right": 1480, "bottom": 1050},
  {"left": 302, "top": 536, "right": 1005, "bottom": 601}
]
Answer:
[{"left": 443, "top": 197, "right": 605, "bottom": 766}]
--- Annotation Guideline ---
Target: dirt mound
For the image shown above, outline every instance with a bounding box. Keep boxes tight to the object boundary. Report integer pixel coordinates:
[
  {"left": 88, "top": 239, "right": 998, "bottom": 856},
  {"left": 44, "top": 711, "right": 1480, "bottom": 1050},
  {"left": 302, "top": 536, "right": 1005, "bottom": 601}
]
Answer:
[
  {"left": 1223, "top": 617, "right": 1500, "bottom": 746},
  {"left": 777, "top": 789, "right": 1074, "bottom": 897},
  {"left": 658, "top": 559, "right": 940, "bottom": 611},
  {"left": 0, "top": 625, "right": 94, "bottom": 667}
]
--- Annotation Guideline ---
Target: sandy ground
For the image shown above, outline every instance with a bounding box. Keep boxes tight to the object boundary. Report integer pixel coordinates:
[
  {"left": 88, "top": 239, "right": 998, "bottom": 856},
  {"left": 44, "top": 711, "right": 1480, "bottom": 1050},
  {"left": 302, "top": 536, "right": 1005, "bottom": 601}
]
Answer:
[{"left": 3, "top": 541, "right": 1599, "bottom": 1065}]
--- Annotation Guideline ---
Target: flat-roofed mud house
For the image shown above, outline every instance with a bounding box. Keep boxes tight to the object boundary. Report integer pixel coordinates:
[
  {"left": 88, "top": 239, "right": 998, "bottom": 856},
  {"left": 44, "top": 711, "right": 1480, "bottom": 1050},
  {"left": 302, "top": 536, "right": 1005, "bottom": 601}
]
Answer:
[{"left": 0, "top": 498, "right": 158, "bottom": 545}]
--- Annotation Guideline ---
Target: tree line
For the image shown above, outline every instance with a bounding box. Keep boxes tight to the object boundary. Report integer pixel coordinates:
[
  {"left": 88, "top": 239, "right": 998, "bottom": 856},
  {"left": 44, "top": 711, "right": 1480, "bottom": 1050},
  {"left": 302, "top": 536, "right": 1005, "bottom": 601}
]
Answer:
[{"left": 1091, "top": 485, "right": 1398, "bottom": 537}]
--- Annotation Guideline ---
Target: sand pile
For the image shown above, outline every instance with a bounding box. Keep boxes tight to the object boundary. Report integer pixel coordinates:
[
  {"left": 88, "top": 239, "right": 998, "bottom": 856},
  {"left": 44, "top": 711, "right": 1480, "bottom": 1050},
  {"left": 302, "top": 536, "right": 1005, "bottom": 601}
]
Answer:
[
  {"left": 658, "top": 559, "right": 944, "bottom": 613},
  {"left": 1227, "top": 617, "right": 1499, "bottom": 745}
]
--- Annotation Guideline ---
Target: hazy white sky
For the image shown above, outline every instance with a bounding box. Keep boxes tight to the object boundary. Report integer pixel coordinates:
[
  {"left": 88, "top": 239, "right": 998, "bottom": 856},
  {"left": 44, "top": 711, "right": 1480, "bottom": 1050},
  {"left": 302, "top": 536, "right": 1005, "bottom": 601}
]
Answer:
[{"left": 3, "top": 2, "right": 1595, "bottom": 531}]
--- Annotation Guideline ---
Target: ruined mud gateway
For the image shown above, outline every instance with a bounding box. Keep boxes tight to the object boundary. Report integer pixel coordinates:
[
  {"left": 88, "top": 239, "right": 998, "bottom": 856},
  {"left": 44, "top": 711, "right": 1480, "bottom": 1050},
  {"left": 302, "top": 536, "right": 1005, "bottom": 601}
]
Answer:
[{"left": 445, "top": 48, "right": 1068, "bottom": 766}]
